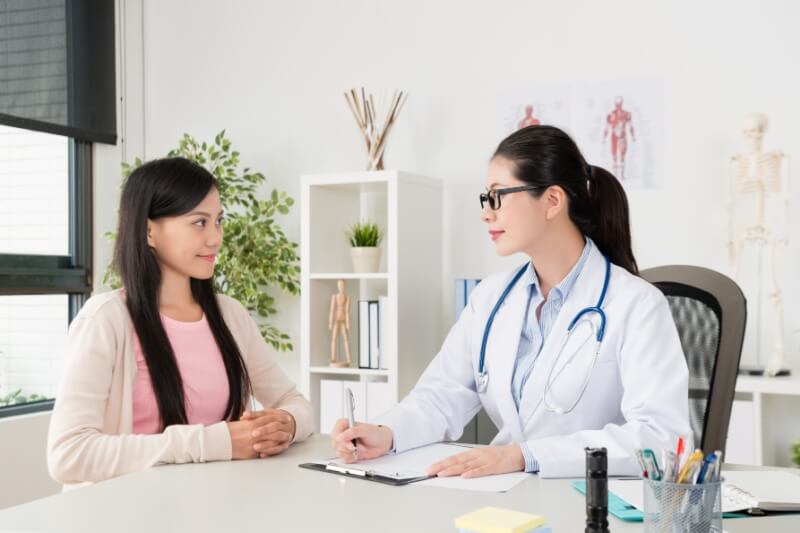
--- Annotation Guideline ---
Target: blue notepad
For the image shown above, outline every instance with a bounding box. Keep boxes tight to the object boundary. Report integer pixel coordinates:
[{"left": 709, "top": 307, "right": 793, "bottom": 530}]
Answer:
[
  {"left": 571, "top": 480, "right": 643, "bottom": 522},
  {"left": 571, "top": 480, "right": 749, "bottom": 521}
]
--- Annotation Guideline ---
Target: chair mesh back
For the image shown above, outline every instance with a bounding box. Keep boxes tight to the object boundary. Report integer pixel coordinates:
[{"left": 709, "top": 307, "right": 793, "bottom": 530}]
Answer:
[{"left": 662, "top": 295, "right": 721, "bottom": 449}]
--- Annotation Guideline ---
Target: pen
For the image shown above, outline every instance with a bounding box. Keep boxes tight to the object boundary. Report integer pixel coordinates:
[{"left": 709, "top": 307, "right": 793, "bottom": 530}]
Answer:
[
  {"left": 634, "top": 449, "right": 649, "bottom": 478},
  {"left": 711, "top": 450, "right": 723, "bottom": 482},
  {"left": 676, "top": 450, "right": 703, "bottom": 484},
  {"left": 642, "top": 448, "right": 662, "bottom": 481},
  {"left": 696, "top": 452, "right": 717, "bottom": 484},
  {"left": 345, "top": 387, "right": 357, "bottom": 451},
  {"left": 661, "top": 450, "right": 678, "bottom": 483},
  {"left": 675, "top": 437, "right": 686, "bottom": 468}
]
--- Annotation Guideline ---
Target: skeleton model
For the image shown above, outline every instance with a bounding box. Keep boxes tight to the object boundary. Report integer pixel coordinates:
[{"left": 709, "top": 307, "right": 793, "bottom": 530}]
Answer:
[
  {"left": 602, "top": 96, "right": 635, "bottom": 179},
  {"left": 728, "top": 113, "right": 790, "bottom": 376},
  {"left": 328, "top": 279, "right": 352, "bottom": 368}
]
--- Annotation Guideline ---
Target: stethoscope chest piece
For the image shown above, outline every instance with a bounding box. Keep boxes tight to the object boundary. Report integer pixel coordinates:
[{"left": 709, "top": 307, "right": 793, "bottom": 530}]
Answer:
[{"left": 476, "top": 371, "right": 489, "bottom": 393}]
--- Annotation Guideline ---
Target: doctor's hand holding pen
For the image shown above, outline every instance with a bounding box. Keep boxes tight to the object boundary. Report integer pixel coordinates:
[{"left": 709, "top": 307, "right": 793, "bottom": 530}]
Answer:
[
  {"left": 331, "top": 420, "right": 394, "bottom": 463},
  {"left": 330, "top": 419, "right": 526, "bottom": 478}
]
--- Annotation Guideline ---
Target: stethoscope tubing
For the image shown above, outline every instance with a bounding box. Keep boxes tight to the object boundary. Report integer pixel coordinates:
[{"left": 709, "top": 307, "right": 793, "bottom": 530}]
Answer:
[{"left": 476, "top": 255, "right": 611, "bottom": 409}]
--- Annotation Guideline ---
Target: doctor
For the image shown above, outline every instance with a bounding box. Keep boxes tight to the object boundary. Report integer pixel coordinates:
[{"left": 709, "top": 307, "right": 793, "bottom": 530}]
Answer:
[{"left": 331, "top": 125, "right": 690, "bottom": 478}]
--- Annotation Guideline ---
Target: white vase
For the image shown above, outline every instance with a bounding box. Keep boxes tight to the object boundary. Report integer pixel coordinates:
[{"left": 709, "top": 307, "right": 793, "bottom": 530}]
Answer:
[{"left": 350, "top": 247, "right": 382, "bottom": 273}]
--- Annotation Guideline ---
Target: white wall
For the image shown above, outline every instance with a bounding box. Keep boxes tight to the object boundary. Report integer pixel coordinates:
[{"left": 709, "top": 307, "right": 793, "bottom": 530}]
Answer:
[{"left": 94, "top": 0, "right": 800, "bottom": 385}]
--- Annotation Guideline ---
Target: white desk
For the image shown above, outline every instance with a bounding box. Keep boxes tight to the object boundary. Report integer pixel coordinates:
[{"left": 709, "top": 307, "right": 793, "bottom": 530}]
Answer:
[{"left": 0, "top": 435, "right": 798, "bottom": 532}]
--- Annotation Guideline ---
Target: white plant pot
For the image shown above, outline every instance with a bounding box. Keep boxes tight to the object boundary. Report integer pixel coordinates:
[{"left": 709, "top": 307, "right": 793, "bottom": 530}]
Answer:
[{"left": 350, "top": 247, "right": 382, "bottom": 273}]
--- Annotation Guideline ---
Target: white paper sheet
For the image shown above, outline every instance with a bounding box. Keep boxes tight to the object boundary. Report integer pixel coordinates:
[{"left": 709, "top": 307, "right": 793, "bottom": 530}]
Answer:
[
  {"left": 608, "top": 479, "right": 646, "bottom": 510},
  {"left": 420, "top": 471, "right": 529, "bottom": 492},
  {"left": 315, "top": 443, "right": 530, "bottom": 492}
]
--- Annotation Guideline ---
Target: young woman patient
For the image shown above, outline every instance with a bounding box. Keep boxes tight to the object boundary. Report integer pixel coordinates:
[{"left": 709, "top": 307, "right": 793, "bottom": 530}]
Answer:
[{"left": 48, "top": 157, "right": 312, "bottom": 485}]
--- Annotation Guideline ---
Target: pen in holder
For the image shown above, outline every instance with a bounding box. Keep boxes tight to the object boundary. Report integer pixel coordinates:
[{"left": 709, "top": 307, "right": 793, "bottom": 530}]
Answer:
[{"left": 643, "top": 477, "right": 723, "bottom": 533}]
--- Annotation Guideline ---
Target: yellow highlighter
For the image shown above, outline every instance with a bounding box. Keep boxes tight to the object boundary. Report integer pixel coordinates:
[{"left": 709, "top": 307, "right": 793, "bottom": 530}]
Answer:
[{"left": 676, "top": 450, "right": 703, "bottom": 484}]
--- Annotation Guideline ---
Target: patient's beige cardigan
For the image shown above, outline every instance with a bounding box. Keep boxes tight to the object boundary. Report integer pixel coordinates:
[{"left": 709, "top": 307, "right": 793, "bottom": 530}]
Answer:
[{"left": 47, "top": 289, "right": 313, "bottom": 485}]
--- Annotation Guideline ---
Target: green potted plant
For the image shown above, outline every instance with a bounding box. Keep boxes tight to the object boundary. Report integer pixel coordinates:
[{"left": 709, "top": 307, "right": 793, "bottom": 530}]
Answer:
[
  {"left": 0, "top": 388, "right": 47, "bottom": 406},
  {"left": 792, "top": 440, "right": 800, "bottom": 468},
  {"left": 347, "top": 221, "right": 383, "bottom": 273},
  {"left": 103, "top": 131, "right": 300, "bottom": 352}
]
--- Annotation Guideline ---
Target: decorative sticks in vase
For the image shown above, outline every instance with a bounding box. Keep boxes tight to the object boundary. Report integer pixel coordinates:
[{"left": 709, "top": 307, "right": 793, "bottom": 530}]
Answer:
[{"left": 344, "top": 87, "right": 407, "bottom": 171}]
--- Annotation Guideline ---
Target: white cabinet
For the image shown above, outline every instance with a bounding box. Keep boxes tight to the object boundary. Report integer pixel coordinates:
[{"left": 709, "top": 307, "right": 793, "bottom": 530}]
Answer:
[{"left": 726, "top": 374, "right": 800, "bottom": 467}]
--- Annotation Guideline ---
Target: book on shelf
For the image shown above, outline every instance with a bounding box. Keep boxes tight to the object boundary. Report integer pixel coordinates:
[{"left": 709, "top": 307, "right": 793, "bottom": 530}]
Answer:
[
  {"left": 454, "top": 278, "right": 482, "bottom": 322},
  {"left": 358, "top": 297, "right": 389, "bottom": 370},
  {"left": 358, "top": 300, "right": 370, "bottom": 369},
  {"left": 368, "top": 301, "right": 379, "bottom": 370},
  {"left": 378, "top": 295, "right": 389, "bottom": 369}
]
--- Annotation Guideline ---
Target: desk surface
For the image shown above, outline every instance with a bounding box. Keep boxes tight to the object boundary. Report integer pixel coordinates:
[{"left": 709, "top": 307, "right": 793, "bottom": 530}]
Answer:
[{"left": 1, "top": 435, "right": 798, "bottom": 532}]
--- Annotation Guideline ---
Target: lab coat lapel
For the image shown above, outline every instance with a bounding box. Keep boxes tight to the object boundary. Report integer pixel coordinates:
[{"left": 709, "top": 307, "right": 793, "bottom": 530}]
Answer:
[
  {"left": 485, "top": 268, "right": 530, "bottom": 443},
  {"left": 517, "top": 247, "right": 607, "bottom": 423}
]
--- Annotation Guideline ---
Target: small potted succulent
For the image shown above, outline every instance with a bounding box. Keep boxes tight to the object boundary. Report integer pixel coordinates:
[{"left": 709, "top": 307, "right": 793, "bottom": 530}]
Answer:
[{"left": 347, "top": 221, "right": 383, "bottom": 273}]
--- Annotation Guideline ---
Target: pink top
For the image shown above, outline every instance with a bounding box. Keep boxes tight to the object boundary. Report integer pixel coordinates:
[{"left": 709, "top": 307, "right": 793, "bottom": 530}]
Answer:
[{"left": 132, "top": 313, "right": 230, "bottom": 434}]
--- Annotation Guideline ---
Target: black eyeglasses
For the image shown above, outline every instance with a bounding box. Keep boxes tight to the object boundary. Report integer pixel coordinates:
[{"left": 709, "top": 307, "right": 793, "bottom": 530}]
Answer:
[{"left": 479, "top": 184, "right": 547, "bottom": 210}]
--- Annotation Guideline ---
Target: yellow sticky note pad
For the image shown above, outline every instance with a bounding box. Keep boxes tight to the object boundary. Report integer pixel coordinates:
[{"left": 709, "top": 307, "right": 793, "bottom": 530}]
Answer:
[{"left": 454, "top": 506, "right": 545, "bottom": 533}]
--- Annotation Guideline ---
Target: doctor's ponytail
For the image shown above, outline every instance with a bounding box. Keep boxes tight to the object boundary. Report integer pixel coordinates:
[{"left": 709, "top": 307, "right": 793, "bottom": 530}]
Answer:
[
  {"left": 493, "top": 125, "right": 639, "bottom": 275},
  {"left": 584, "top": 165, "right": 638, "bottom": 275}
]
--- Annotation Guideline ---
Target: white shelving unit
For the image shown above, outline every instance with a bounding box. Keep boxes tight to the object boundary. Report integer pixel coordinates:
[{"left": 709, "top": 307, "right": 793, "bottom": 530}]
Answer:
[
  {"left": 727, "top": 373, "right": 800, "bottom": 467},
  {"left": 299, "top": 170, "right": 443, "bottom": 433}
]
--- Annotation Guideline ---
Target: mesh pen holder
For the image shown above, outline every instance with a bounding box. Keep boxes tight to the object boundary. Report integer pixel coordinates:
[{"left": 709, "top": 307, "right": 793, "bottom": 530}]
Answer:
[{"left": 643, "top": 478, "right": 723, "bottom": 533}]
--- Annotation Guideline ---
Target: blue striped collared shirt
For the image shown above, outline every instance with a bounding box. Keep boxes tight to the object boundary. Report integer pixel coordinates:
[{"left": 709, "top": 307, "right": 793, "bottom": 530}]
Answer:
[{"left": 514, "top": 238, "right": 594, "bottom": 472}]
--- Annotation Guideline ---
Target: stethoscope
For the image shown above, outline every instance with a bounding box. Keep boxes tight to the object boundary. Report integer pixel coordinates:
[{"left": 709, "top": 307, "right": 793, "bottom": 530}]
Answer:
[{"left": 476, "top": 254, "right": 611, "bottom": 414}]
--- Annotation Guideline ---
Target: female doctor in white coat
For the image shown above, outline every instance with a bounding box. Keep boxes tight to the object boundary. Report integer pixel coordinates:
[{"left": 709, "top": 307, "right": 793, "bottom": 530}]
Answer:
[{"left": 331, "top": 125, "right": 690, "bottom": 478}]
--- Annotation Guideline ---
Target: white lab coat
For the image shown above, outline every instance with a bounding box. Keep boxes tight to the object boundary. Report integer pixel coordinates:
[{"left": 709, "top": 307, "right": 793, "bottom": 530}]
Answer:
[{"left": 374, "top": 245, "right": 690, "bottom": 478}]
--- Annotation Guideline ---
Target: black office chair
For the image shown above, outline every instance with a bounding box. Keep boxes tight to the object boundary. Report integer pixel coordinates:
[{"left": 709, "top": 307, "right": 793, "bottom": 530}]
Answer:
[{"left": 640, "top": 265, "right": 747, "bottom": 456}]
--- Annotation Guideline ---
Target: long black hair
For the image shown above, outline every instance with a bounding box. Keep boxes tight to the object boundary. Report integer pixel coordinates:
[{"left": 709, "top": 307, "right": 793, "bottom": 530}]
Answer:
[
  {"left": 493, "top": 125, "right": 638, "bottom": 275},
  {"left": 114, "top": 157, "right": 251, "bottom": 429}
]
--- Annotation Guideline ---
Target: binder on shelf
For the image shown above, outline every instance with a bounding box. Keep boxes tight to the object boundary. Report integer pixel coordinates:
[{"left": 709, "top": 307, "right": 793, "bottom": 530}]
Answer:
[
  {"left": 378, "top": 295, "right": 389, "bottom": 369},
  {"left": 454, "top": 278, "right": 482, "bottom": 322},
  {"left": 368, "top": 301, "right": 380, "bottom": 369},
  {"left": 358, "top": 300, "right": 370, "bottom": 369}
]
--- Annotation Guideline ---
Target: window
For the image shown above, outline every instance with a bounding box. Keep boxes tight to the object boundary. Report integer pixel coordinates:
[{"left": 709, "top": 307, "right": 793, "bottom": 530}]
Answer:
[
  {"left": 0, "top": 124, "right": 92, "bottom": 416},
  {"left": 0, "top": 0, "right": 113, "bottom": 416},
  {"left": 0, "top": 126, "right": 69, "bottom": 255},
  {"left": 0, "top": 294, "right": 68, "bottom": 408}
]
